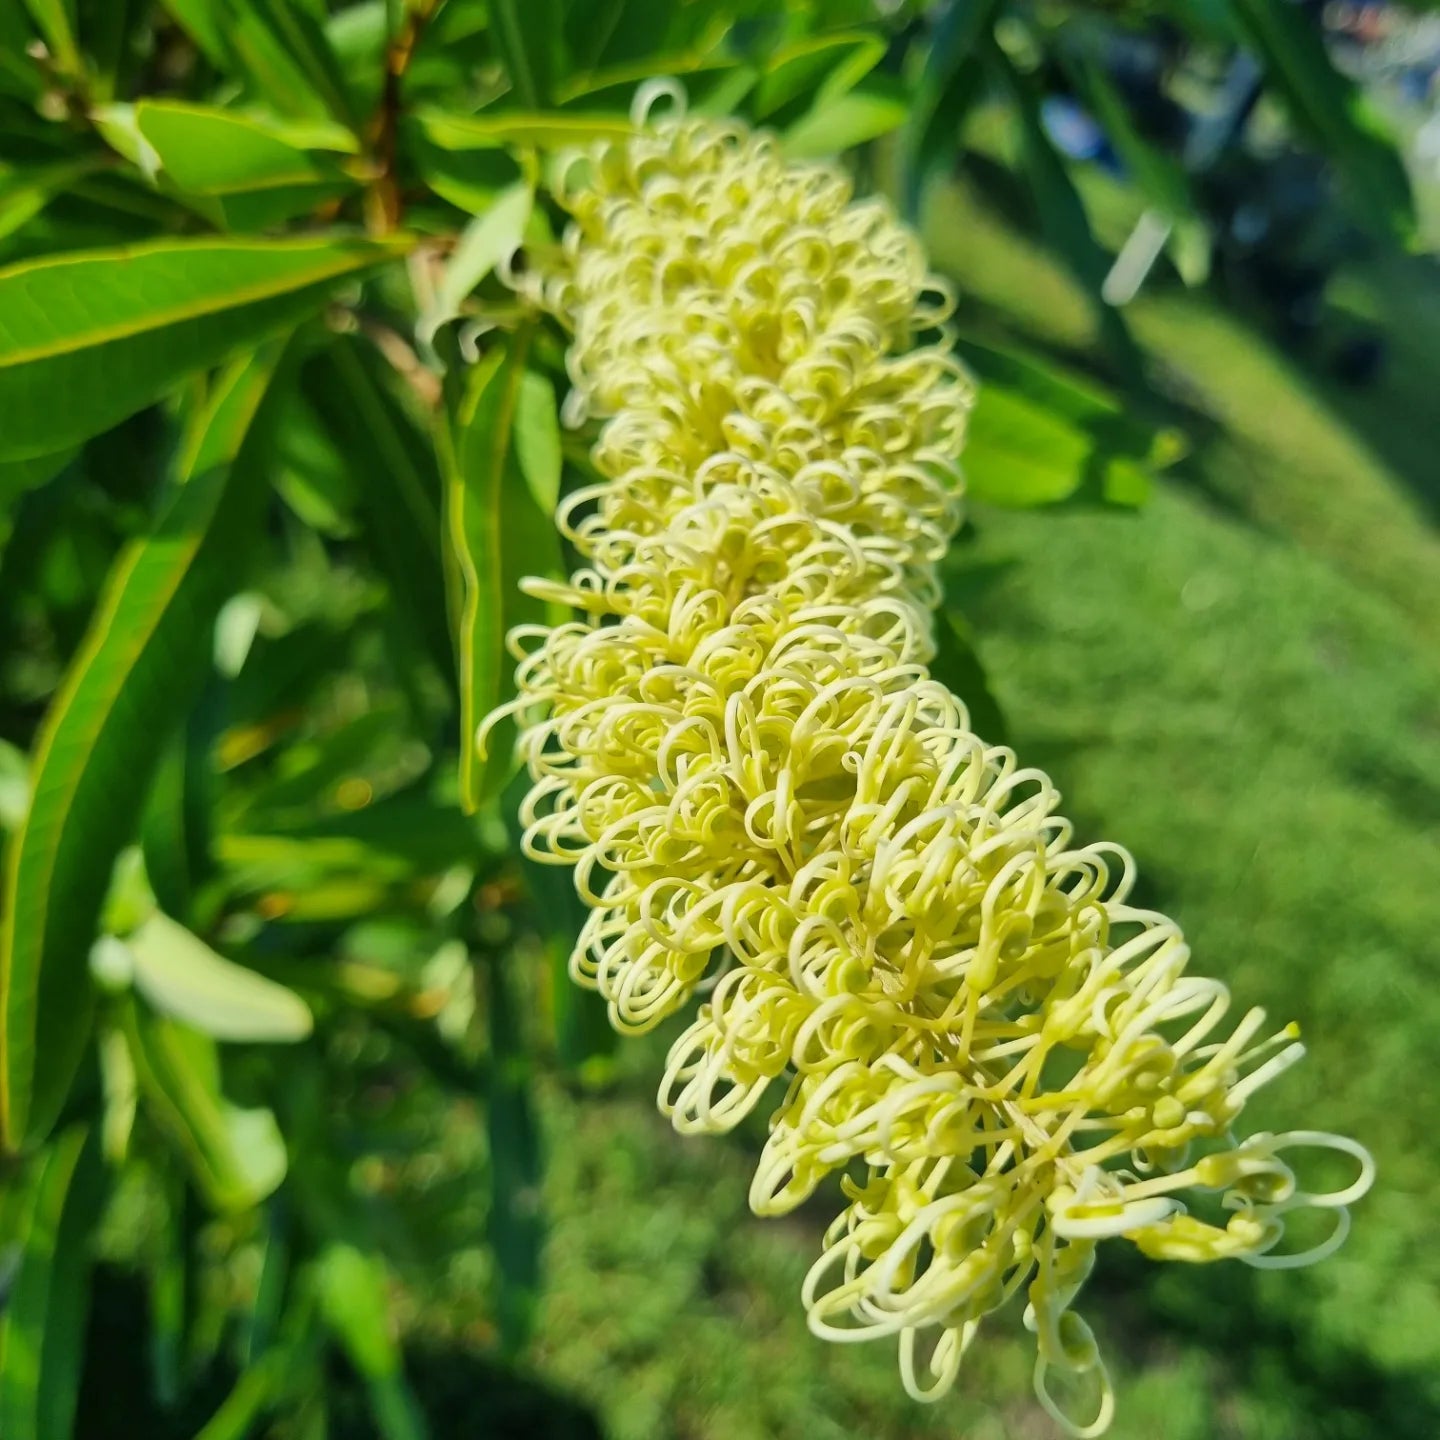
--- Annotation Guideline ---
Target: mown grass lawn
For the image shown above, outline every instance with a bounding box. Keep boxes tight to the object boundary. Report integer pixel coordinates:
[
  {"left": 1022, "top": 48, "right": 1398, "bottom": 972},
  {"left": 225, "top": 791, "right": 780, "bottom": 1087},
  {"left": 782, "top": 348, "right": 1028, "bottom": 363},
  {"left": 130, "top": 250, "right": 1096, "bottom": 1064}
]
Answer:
[{"left": 512, "top": 175, "right": 1440, "bottom": 1440}]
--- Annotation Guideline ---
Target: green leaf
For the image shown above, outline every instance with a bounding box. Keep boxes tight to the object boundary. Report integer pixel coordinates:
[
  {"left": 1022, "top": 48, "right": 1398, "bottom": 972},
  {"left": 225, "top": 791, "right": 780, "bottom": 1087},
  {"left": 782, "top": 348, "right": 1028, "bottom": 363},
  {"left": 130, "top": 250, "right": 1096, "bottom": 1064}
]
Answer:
[
  {"left": 0, "top": 235, "right": 403, "bottom": 463},
  {"left": 0, "top": 740, "right": 29, "bottom": 832},
  {"left": 1224, "top": 0, "right": 1414, "bottom": 245},
  {"left": 0, "top": 349, "right": 287, "bottom": 1153},
  {"left": 0, "top": 157, "right": 106, "bottom": 246},
  {"left": 0, "top": 1127, "right": 105, "bottom": 1440},
  {"left": 303, "top": 338, "right": 455, "bottom": 691},
  {"left": 487, "top": 0, "right": 566, "bottom": 109},
  {"left": 441, "top": 328, "right": 563, "bottom": 811},
  {"left": 486, "top": 951, "right": 543, "bottom": 1353},
  {"left": 752, "top": 31, "right": 886, "bottom": 120},
  {"left": 127, "top": 910, "right": 314, "bottom": 1043},
  {"left": 124, "top": 1004, "right": 289, "bottom": 1211},
  {"left": 417, "top": 179, "right": 533, "bottom": 355},
  {"left": 985, "top": 39, "right": 1142, "bottom": 382},
  {"left": 514, "top": 369, "right": 561, "bottom": 514},
  {"left": 957, "top": 339, "right": 1180, "bottom": 509},
  {"left": 413, "top": 107, "right": 634, "bottom": 153},
  {"left": 0, "top": 446, "right": 74, "bottom": 561},
  {"left": 20, "top": 0, "right": 81, "bottom": 78},
  {"left": 928, "top": 609, "right": 1007, "bottom": 746},
  {"left": 316, "top": 1245, "right": 429, "bottom": 1440},
  {"left": 133, "top": 100, "right": 356, "bottom": 229},
  {"left": 159, "top": 0, "right": 229, "bottom": 69},
  {"left": 141, "top": 706, "right": 216, "bottom": 921},
  {"left": 782, "top": 75, "right": 909, "bottom": 160},
  {"left": 898, "top": 0, "right": 999, "bottom": 218},
  {"left": 220, "top": 0, "right": 357, "bottom": 126}
]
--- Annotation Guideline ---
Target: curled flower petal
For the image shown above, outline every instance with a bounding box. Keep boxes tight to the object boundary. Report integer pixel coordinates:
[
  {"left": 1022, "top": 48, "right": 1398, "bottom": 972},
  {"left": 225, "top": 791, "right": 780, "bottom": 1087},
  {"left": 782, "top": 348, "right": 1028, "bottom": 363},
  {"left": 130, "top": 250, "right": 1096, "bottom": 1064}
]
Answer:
[{"left": 492, "top": 92, "right": 1373, "bottom": 1436}]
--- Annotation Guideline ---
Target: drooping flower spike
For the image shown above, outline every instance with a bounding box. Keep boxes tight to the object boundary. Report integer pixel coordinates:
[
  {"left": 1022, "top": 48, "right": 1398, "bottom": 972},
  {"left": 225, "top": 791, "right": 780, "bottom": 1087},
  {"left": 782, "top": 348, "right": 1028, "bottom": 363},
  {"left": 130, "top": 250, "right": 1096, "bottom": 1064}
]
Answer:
[{"left": 487, "top": 83, "right": 1373, "bottom": 1436}]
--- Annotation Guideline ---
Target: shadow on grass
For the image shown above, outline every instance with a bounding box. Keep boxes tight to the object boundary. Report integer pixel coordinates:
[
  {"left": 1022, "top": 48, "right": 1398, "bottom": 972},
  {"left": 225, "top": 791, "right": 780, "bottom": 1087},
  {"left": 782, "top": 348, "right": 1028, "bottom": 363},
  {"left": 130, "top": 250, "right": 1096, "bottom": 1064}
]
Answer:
[{"left": 78, "top": 1266, "right": 604, "bottom": 1440}]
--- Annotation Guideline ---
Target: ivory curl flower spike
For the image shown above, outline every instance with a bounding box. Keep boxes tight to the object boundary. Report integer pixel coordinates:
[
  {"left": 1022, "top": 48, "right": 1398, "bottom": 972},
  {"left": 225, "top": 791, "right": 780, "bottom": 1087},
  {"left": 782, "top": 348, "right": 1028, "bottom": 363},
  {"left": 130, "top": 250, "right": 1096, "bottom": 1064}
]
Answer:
[{"left": 487, "top": 85, "right": 1373, "bottom": 1436}]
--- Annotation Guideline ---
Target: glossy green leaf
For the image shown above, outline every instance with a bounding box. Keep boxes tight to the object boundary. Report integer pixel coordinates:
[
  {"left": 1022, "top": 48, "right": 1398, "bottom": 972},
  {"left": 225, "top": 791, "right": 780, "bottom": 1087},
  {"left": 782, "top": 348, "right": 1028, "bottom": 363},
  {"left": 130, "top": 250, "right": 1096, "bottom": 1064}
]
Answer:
[
  {"left": 1224, "top": 0, "right": 1414, "bottom": 245},
  {"left": 220, "top": 0, "right": 357, "bottom": 126},
  {"left": 133, "top": 101, "right": 355, "bottom": 229},
  {"left": 0, "top": 740, "right": 28, "bottom": 832},
  {"left": 752, "top": 31, "right": 886, "bottom": 120},
  {"left": 0, "top": 350, "right": 286, "bottom": 1153},
  {"left": 414, "top": 108, "right": 634, "bottom": 153},
  {"left": 0, "top": 1127, "right": 105, "bottom": 1440},
  {"left": 316, "top": 1245, "right": 429, "bottom": 1440},
  {"left": 514, "top": 369, "right": 561, "bottom": 513},
  {"left": 958, "top": 341, "right": 1178, "bottom": 509},
  {"left": 442, "top": 328, "right": 564, "bottom": 811},
  {"left": 782, "top": 76, "right": 909, "bottom": 160},
  {"left": 0, "top": 236, "right": 403, "bottom": 462},
  {"left": 127, "top": 910, "right": 313, "bottom": 1043},
  {"left": 125, "top": 1005, "right": 289, "bottom": 1211},
  {"left": 487, "top": 0, "right": 566, "bottom": 108}
]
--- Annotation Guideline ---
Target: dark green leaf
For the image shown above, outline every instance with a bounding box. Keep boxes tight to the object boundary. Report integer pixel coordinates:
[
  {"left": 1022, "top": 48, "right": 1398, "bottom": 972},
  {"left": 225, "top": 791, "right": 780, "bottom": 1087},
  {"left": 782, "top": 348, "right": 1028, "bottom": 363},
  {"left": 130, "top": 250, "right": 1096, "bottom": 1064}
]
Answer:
[
  {"left": 486, "top": 950, "right": 543, "bottom": 1352},
  {"left": 984, "top": 39, "right": 1143, "bottom": 382},
  {"left": 0, "top": 1127, "right": 105, "bottom": 1440},
  {"left": 928, "top": 609, "right": 1007, "bottom": 746},
  {"left": 304, "top": 337, "right": 456, "bottom": 691},
  {"left": 220, "top": 0, "right": 358, "bottom": 126},
  {"left": 0, "top": 348, "right": 287, "bottom": 1152},
  {"left": 487, "top": 0, "right": 566, "bottom": 109},
  {"left": 0, "top": 236, "right": 403, "bottom": 462},
  {"left": 898, "top": 0, "right": 999, "bottom": 218}
]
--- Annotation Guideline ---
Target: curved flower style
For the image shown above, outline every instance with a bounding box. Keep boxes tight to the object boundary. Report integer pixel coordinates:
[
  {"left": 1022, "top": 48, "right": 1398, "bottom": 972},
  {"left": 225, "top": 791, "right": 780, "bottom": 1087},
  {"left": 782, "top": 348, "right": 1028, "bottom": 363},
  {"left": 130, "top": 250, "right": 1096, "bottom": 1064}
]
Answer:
[{"left": 491, "top": 87, "right": 1373, "bottom": 1436}]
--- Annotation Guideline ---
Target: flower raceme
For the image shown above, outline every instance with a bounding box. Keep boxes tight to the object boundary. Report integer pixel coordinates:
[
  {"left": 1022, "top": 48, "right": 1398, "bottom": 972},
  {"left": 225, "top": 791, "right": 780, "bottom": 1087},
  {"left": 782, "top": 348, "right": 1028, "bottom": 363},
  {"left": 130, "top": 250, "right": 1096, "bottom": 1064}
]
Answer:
[{"left": 486, "top": 88, "right": 1373, "bottom": 1436}]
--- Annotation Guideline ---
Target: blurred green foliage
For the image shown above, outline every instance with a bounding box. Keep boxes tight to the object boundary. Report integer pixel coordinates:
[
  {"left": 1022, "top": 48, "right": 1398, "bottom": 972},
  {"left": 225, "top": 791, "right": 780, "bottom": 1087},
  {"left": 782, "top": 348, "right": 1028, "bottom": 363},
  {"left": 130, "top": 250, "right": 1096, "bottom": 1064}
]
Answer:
[{"left": 0, "top": 0, "right": 1432, "bottom": 1437}]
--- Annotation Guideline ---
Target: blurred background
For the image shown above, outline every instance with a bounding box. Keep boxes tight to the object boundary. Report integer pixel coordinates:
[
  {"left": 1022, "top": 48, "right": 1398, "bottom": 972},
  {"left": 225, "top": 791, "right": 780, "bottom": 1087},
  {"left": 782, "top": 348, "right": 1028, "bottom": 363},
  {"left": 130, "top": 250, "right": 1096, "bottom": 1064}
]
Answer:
[{"left": 2, "top": 1, "right": 1439, "bottom": 1438}]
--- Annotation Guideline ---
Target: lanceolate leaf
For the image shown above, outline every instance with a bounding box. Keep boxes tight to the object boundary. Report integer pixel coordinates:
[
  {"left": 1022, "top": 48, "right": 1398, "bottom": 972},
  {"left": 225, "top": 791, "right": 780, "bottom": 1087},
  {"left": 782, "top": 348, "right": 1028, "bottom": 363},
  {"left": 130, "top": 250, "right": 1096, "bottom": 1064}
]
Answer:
[
  {"left": 898, "top": 0, "right": 1000, "bottom": 218},
  {"left": 0, "top": 236, "right": 403, "bottom": 462},
  {"left": 0, "top": 349, "right": 288, "bottom": 1153},
  {"left": 441, "top": 328, "right": 564, "bottom": 811},
  {"left": 20, "top": 0, "right": 81, "bottom": 79},
  {"left": 316, "top": 1245, "right": 429, "bottom": 1440},
  {"left": 123, "top": 1005, "right": 289, "bottom": 1212},
  {"left": 984, "top": 39, "right": 1143, "bottom": 382},
  {"left": 487, "top": 0, "right": 566, "bottom": 109},
  {"left": 303, "top": 338, "right": 455, "bottom": 691},
  {"left": 0, "top": 1127, "right": 106, "bottom": 1440},
  {"left": 132, "top": 101, "right": 356, "bottom": 229},
  {"left": 127, "top": 910, "right": 314, "bottom": 1044}
]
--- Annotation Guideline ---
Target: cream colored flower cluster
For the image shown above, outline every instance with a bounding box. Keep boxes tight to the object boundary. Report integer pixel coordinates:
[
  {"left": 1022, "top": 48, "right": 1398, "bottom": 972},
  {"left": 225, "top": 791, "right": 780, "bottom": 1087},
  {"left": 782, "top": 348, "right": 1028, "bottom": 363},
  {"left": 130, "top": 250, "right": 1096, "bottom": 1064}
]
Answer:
[{"left": 493, "top": 89, "right": 1371, "bottom": 1435}]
